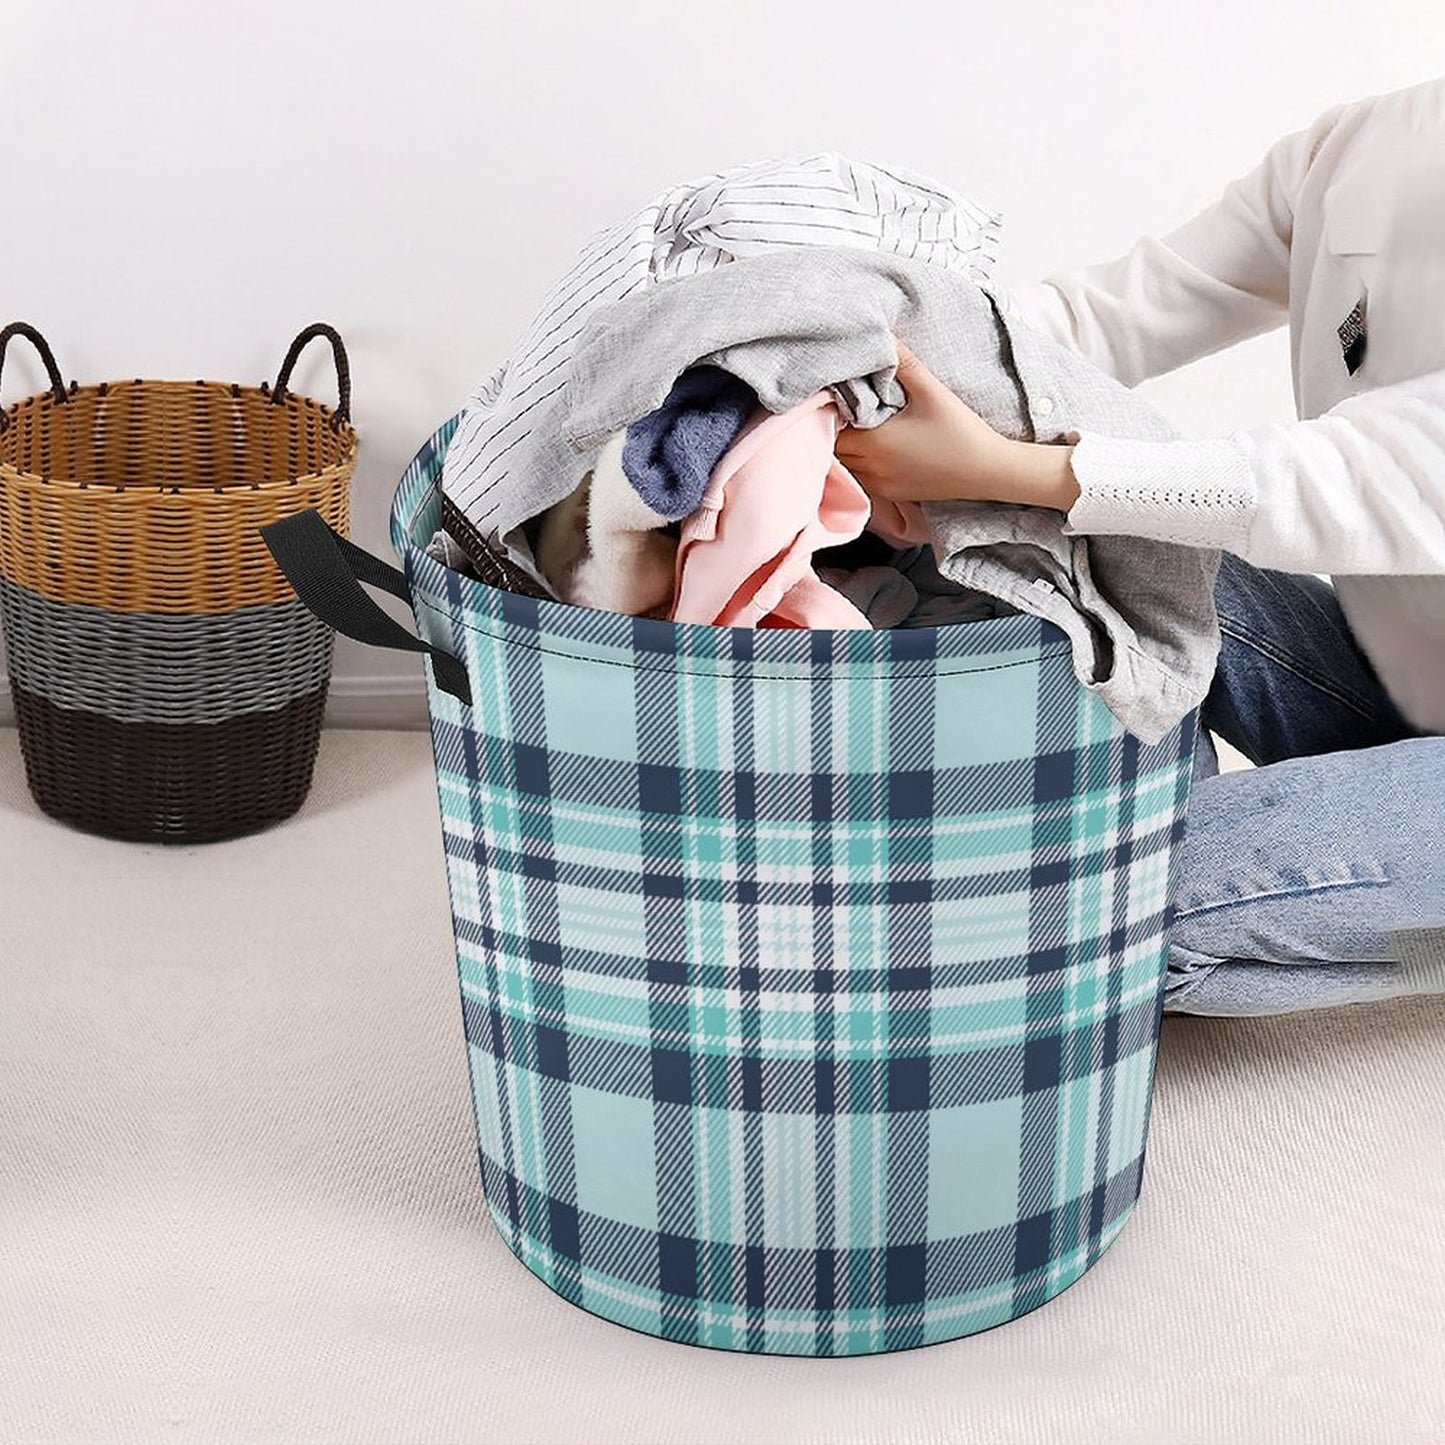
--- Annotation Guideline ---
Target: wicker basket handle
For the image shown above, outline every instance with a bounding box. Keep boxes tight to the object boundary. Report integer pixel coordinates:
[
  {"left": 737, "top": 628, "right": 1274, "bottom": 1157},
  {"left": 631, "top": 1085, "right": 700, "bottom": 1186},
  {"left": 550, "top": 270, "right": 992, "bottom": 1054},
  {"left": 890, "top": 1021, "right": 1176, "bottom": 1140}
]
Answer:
[
  {"left": 260, "top": 509, "right": 471, "bottom": 705},
  {"left": 271, "top": 323, "right": 351, "bottom": 427},
  {"left": 0, "top": 322, "right": 68, "bottom": 431}
]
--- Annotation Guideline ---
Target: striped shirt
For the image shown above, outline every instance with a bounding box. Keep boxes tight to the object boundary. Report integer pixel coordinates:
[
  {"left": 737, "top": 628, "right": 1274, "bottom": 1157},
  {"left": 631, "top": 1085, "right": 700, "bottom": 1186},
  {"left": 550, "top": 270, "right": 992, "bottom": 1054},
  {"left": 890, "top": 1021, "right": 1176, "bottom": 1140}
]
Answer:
[{"left": 441, "top": 152, "right": 1001, "bottom": 540}]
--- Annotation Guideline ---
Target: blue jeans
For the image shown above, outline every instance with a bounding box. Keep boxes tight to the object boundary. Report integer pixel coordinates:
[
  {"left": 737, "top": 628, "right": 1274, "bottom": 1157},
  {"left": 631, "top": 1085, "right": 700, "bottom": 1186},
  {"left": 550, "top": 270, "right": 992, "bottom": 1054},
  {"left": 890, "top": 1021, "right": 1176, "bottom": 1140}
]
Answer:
[{"left": 1164, "top": 553, "right": 1445, "bottom": 1016}]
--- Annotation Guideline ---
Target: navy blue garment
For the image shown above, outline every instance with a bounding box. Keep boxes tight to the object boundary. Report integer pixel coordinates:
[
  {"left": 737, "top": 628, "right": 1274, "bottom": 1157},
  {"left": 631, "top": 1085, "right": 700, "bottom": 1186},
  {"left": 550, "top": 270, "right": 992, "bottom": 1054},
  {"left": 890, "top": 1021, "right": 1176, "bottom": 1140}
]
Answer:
[{"left": 620, "top": 365, "right": 758, "bottom": 520}]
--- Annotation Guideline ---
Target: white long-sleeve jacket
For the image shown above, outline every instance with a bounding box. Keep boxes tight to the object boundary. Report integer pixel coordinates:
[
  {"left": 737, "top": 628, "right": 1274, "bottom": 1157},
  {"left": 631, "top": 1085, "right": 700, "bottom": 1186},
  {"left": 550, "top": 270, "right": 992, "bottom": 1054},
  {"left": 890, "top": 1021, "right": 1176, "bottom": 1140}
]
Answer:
[{"left": 1000, "top": 75, "right": 1445, "bottom": 733}]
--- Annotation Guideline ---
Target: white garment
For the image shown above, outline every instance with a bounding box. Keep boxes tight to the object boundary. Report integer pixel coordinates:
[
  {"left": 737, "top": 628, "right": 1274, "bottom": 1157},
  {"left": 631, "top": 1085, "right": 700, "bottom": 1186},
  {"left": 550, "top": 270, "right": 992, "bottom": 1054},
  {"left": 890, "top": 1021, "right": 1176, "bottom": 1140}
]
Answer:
[
  {"left": 441, "top": 152, "right": 1001, "bottom": 544},
  {"left": 1000, "top": 75, "right": 1445, "bottom": 734},
  {"left": 563, "top": 434, "right": 677, "bottom": 618}
]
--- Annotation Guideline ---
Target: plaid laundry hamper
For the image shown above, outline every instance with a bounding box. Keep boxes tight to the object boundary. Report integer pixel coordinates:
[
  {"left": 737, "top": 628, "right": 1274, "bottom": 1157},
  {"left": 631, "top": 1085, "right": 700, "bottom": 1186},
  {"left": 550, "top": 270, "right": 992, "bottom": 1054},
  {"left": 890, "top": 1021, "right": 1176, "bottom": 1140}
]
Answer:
[{"left": 264, "top": 415, "right": 1199, "bottom": 1357}]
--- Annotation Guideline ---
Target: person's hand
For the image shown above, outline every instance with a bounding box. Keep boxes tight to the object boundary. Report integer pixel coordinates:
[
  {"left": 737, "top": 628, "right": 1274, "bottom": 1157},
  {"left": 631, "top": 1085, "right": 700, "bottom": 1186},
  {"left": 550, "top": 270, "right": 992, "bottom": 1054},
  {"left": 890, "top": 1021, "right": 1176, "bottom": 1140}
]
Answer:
[
  {"left": 835, "top": 339, "right": 1081, "bottom": 512},
  {"left": 835, "top": 342, "right": 1011, "bottom": 502}
]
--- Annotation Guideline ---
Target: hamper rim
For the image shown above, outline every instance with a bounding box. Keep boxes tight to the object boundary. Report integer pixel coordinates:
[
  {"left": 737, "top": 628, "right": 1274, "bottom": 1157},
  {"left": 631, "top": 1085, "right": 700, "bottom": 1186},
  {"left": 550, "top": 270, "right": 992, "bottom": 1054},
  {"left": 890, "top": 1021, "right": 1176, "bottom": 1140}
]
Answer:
[
  {"left": 0, "top": 379, "right": 358, "bottom": 492},
  {"left": 392, "top": 414, "right": 1078, "bottom": 661}
]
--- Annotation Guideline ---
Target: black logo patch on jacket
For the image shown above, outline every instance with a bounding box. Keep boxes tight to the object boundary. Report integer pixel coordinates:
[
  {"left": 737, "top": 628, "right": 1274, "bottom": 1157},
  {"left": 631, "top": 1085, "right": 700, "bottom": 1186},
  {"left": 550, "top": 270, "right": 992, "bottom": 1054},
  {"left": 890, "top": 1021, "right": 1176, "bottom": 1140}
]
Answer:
[{"left": 1338, "top": 295, "right": 1368, "bottom": 376}]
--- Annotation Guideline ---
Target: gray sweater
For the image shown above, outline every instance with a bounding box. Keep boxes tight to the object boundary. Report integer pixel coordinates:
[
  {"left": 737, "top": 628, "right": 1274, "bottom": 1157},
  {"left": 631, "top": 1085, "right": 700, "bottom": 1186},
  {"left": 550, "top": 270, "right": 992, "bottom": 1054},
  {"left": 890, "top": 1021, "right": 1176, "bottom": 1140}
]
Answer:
[{"left": 442, "top": 247, "right": 1220, "bottom": 742}]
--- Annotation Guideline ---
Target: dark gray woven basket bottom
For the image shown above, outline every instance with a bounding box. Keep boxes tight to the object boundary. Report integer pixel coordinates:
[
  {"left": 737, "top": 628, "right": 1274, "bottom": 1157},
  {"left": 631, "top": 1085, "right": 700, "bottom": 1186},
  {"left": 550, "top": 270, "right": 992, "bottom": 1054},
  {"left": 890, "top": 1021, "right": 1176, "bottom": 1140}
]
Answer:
[{"left": 12, "top": 683, "right": 328, "bottom": 844}]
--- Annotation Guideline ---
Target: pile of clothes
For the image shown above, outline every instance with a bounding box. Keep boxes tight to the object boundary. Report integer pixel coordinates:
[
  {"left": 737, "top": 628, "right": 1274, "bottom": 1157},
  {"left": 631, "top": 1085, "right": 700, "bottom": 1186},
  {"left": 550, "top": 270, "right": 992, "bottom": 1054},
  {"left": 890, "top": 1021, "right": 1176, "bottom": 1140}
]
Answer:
[{"left": 431, "top": 153, "right": 1222, "bottom": 743}]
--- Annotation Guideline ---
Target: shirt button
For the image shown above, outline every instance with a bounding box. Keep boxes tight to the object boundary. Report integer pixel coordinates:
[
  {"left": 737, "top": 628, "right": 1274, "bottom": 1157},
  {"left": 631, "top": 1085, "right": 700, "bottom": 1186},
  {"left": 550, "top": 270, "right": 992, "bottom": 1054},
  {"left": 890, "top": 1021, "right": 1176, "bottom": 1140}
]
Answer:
[{"left": 1034, "top": 396, "right": 1055, "bottom": 418}]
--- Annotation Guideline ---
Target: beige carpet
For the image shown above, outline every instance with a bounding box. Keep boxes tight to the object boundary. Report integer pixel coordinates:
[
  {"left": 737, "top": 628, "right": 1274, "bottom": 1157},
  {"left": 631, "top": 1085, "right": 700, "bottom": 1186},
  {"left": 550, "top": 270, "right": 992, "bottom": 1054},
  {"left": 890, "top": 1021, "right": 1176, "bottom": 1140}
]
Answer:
[{"left": 2, "top": 729, "right": 1442, "bottom": 1445}]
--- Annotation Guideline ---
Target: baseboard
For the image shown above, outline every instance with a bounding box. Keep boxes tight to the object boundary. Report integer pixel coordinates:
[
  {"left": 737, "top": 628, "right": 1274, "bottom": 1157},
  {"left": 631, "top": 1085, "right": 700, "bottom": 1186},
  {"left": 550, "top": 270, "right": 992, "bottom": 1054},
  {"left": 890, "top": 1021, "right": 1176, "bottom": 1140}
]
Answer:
[
  {"left": 0, "top": 671, "right": 430, "bottom": 731},
  {"left": 323, "top": 674, "right": 430, "bottom": 729}
]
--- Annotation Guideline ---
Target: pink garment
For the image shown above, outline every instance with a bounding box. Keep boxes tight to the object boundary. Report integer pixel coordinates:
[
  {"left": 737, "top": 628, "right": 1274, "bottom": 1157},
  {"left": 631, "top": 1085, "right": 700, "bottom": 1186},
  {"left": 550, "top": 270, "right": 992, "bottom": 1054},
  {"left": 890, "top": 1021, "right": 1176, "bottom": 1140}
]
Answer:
[{"left": 668, "top": 393, "right": 874, "bottom": 629}]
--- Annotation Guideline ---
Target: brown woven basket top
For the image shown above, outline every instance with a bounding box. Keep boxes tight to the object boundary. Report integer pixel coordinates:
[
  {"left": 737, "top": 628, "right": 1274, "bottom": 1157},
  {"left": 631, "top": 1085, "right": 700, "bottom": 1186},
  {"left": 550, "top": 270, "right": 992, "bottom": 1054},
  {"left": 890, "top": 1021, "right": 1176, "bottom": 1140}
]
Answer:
[
  {"left": 0, "top": 325, "right": 356, "bottom": 614},
  {"left": 0, "top": 379, "right": 355, "bottom": 491}
]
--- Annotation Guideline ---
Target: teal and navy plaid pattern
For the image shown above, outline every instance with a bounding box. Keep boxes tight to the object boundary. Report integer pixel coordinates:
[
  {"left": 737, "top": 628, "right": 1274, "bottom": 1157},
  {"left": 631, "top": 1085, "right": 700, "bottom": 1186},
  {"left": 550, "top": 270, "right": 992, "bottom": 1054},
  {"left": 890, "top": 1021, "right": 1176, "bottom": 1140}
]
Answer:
[{"left": 393, "top": 419, "right": 1197, "bottom": 1356}]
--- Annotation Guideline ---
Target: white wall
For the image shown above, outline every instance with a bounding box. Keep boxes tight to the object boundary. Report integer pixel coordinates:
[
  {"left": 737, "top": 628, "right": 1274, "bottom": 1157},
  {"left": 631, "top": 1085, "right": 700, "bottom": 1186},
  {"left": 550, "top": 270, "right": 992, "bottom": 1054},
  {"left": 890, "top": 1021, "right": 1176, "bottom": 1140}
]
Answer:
[{"left": 1, "top": 1, "right": 1438, "bottom": 725}]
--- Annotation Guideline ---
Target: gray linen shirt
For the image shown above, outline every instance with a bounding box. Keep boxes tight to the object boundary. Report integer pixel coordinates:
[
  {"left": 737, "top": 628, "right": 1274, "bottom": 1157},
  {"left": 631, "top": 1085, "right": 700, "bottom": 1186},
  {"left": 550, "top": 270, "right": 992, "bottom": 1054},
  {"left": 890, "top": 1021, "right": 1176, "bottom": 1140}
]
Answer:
[{"left": 442, "top": 247, "right": 1220, "bottom": 742}]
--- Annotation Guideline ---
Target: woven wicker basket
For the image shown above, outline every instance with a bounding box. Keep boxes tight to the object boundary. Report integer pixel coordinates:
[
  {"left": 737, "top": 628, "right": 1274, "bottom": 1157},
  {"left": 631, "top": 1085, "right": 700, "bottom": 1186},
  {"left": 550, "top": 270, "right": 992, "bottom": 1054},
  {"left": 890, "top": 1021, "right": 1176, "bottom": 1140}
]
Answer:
[{"left": 0, "top": 321, "right": 357, "bottom": 842}]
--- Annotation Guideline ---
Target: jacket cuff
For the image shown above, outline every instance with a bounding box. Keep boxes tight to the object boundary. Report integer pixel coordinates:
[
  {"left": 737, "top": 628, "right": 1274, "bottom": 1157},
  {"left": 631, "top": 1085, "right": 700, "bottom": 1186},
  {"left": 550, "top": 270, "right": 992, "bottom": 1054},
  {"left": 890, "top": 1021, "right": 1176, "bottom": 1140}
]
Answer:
[{"left": 1062, "top": 429, "right": 1257, "bottom": 552}]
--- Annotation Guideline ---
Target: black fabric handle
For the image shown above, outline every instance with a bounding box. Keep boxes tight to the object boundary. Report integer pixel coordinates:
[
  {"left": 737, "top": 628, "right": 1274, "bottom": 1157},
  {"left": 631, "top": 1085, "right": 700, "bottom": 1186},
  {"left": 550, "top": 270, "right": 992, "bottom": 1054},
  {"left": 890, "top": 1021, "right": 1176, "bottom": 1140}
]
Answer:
[
  {"left": 260, "top": 510, "right": 472, "bottom": 705},
  {"left": 272, "top": 323, "right": 351, "bottom": 426},
  {"left": 0, "top": 322, "right": 68, "bottom": 432}
]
